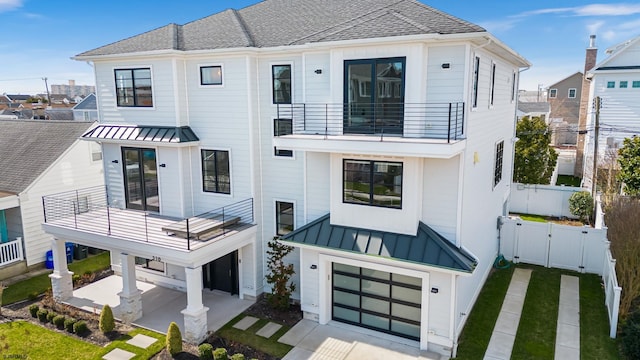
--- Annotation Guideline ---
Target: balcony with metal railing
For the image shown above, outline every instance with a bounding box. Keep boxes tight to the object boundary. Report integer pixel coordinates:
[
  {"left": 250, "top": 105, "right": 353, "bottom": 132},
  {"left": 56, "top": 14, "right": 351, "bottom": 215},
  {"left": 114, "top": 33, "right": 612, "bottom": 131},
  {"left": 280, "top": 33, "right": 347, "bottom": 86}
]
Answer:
[
  {"left": 41, "top": 186, "right": 256, "bottom": 258},
  {"left": 273, "top": 102, "right": 467, "bottom": 157}
]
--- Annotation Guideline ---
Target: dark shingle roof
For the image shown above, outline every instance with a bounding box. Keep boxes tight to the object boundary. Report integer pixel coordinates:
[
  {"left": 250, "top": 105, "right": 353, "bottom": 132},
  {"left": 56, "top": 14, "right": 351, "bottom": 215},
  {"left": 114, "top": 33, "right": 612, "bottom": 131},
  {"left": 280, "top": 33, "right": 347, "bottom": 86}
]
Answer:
[
  {"left": 77, "top": 0, "right": 485, "bottom": 56},
  {"left": 281, "top": 214, "right": 477, "bottom": 272},
  {"left": 518, "top": 102, "right": 550, "bottom": 114},
  {"left": 73, "top": 93, "right": 97, "bottom": 110},
  {"left": 0, "top": 120, "right": 94, "bottom": 194},
  {"left": 82, "top": 125, "right": 199, "bottom": 143}
]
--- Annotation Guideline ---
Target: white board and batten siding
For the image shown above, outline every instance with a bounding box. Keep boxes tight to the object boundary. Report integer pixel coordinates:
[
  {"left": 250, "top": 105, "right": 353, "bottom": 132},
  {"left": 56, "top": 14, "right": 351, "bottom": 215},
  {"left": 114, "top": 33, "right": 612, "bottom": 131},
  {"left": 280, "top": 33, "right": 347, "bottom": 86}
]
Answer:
[{"left": 21, "top": 139, "right": 104, "bottom": 265}]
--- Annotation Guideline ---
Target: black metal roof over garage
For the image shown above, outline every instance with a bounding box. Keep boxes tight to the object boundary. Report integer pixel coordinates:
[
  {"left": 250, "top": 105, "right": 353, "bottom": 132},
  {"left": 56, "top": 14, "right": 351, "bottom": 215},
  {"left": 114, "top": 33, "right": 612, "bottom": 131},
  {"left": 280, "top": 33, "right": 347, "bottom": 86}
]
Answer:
[
  {"left": 280, "top": 214, "right": 477, "bottom": 273},
  {"left": 82, "top": 125, "right": 199, "bottom": 143}
]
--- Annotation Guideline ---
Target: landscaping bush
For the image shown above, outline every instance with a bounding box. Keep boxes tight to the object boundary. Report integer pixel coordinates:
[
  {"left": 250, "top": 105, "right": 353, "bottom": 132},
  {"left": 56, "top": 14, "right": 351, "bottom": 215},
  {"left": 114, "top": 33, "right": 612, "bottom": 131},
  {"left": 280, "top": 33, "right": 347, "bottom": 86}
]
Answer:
[
  {"left": 213, "top": 348, "right": 227, "bottom": 360},
  {"left": 64, "top": 318, "right": 77, "bottom": 333},
  {"left": 230, "top": 354, "right": 245, "bottom": 360},
  {"left": 568, "top": 191, "right": 593, "bottom": 224},
  {"left": 53, "top": 315, "right": 66, "bottom": 329},
  {"left": 46, "top": 311, "right": 57, "bottom": 323},
  {"left": 166, "top": 321, "right": 182, "bottom": 356},
  {"left": 99, "top": 304, "right": 115, "bottom": 333},
  {"left": 621, "top": 311, "right": 640, "bottom": 360},
  {"left": 37, "top": 309, "right": 49, "bottom": 323},
  {"left": 198, "top": 343, "right": 214, "bottom": 360},
  {"left": 29, "top": 304, "right": 39, "bottom": 318},
  {"left": 72, "top": 274, "right": 81, "bottom": 284},
  {"left": 27, "top": 291, "right": 39, "bottom": 301},
  {"left": 74, "top": 320, "right": 89, "bottom": 336}
]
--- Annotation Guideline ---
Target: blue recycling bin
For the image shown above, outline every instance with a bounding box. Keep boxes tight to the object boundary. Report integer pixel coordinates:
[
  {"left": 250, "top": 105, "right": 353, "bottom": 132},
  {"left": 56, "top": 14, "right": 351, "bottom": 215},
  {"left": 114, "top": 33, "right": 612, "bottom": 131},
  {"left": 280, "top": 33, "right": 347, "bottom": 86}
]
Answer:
[
  {"left": 45, "top": 250, "right": 54, "bottom": 269},
  {"left": 65, "top": 242, "right": 73, "bottom": 264}
]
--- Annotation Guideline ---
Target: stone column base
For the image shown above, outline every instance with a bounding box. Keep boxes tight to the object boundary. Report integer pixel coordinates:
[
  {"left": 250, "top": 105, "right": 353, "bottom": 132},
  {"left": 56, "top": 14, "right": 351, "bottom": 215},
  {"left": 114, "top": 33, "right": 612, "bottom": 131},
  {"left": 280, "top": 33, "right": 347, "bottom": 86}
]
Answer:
[
  {"left": 49, "top": 271, "right": 74, "bottom": 302},
  {"left": 181, "top": 306, "right": 209, "bottom": 343},
  {"left": 118, "top": 290, "right": 143, "bottom": 324}
]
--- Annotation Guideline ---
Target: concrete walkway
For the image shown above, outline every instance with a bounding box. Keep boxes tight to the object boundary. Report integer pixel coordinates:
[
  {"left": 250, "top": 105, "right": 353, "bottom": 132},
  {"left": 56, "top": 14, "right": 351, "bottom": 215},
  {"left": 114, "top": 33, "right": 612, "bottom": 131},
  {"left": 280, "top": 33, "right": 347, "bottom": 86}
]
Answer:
[
  {"left": 484, "top": 268, "right": 532, "bottom": 360},
  {"left": 555, "top": 275, "right": 580, "bottom": 360}
]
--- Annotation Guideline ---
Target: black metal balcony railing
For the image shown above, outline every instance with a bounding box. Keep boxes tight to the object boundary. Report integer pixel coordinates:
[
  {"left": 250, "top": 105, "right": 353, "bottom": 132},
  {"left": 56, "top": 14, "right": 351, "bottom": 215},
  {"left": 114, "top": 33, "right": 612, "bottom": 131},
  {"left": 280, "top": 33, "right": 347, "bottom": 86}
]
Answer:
[
  {"left": 276, "top": 102, "right": 465, "bottom": 142},
  {"left": 42, "top": 186, "right": 254, "bottom": 251}
]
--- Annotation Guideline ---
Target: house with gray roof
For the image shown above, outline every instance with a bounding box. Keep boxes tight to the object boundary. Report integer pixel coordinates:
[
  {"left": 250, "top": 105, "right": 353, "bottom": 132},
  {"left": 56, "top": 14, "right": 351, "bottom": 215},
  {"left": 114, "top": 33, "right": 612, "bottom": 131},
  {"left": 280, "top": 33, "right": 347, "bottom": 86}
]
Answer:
[
  {"left": 41, "top": 0, "right": 529, "bottom": 354},
  {"left": 0, "top": 120, "right": 104, "bottom": 280},
  {"left": 72, "top": 93, "right": 98, "bottom": 121}
]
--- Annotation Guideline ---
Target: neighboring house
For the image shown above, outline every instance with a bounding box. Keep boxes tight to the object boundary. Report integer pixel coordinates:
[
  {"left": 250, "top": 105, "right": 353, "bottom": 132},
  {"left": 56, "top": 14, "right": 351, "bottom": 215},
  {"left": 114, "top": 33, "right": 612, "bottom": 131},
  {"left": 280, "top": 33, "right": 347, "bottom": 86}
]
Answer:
[
  {"left": 516, "top": 102, "right": 550, "bottom": 121},
  {"left": 0, "top": 120, "right": 104, "bottom": 280},
  {"left": 45, "top": 109, "right": 75, "bottom": 121},
  {"left": 40, "top": 0, "right": 529, "bottom": 355},
  {"left": 582, "top": 34, "right": 640, "bottom": 189},
  {"left": 5, "top": 94, "right": 31, "bottom": 103},
  {"left": 72, "top": 93, "right": 98, "bottom": 121},
  {"left": 49, "top": 94, "right": 70, "bottom": 105},
  {"left": 547, "top": 72, "right": 583, "bottom": 146}
]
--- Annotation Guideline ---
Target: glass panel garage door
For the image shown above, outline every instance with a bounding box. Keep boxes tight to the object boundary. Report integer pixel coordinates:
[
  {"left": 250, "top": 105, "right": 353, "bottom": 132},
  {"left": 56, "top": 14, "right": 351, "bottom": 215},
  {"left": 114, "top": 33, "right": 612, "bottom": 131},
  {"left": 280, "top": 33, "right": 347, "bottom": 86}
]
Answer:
[{"left": 332, "top": 263, "right": 422, "bottom": 340}]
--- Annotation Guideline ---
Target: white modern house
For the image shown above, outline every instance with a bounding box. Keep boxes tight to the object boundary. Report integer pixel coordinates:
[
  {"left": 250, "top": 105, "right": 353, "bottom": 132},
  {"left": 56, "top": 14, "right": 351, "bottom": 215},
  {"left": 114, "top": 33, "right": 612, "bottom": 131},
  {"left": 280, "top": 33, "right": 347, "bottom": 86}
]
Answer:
[
  {"left": 582, "top": 34, "right": 640, "bottom": 189},
  {"left": 0, "top": 120, "right": 103, "bottom": 280},
  {"left": 40, "top": 0, "right": 529, "bottom": 355}
]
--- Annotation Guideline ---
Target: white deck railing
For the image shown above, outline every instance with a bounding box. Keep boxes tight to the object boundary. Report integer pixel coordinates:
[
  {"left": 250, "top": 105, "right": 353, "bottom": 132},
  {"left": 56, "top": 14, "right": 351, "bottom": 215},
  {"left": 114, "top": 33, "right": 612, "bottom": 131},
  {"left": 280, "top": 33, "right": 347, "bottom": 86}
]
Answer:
[{"left": 0, "top": 237, "right": 24, "bottom": 267}]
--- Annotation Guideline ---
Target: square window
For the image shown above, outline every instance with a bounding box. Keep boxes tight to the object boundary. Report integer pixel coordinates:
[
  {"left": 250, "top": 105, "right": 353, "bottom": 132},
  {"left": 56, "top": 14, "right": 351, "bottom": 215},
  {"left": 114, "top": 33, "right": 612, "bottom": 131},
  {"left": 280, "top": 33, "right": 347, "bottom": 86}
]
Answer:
[
  {"left": 273, "top": 118, "right": 293, "bottom": 157},
  {"left": 276, "top": 201, "right": 294, "bottom": 235},
  {"left": 494, "top": 140, "right": 504, "bottom": 187},
  {"left": 549, "top": 89, "right": 557, "bottom": 98},
  {"left": 272, "top": 65, "right": 292, "bottom": 104},
  {"left": 343, "top": 159, "right": 402, "bottom": 208},
  {"left": 114, "top": 68, "right": 153, "bottom": 107},
  {"left": 200, "top": 66, "right": 222, "bottom": 85},
  {"left": 607, "top": 81, "right": 615, "bottom": 88},
  {"left": 568, "top": 88, "right": 576, "bottom": 98},
  {"left": 632, "top": 81, "right": 640, "bottom": 88},
  {"left": 201, "top": 150, "right": 230, "bottom": 194},
  {"left": 620, "top": 81, "right": 628, "bottom": 88}
]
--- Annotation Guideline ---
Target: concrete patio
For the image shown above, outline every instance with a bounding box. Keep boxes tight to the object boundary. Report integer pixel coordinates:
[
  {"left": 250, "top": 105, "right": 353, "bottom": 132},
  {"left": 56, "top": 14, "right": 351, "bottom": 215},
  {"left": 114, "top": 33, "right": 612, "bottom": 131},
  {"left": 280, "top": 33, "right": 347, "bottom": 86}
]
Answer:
[{"left": 65, "top": 275, "right": 254, "bottom": 335}]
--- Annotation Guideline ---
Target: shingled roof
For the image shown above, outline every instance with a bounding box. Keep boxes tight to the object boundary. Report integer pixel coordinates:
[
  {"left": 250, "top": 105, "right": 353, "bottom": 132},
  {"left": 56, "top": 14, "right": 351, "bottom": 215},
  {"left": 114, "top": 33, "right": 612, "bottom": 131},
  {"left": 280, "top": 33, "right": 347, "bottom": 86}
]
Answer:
[
  {"left": 0, "top": 120, "right": 94, "bottom": 194},
  {"left": 77, "top": 0, "right": 485, "bottom": 57}
]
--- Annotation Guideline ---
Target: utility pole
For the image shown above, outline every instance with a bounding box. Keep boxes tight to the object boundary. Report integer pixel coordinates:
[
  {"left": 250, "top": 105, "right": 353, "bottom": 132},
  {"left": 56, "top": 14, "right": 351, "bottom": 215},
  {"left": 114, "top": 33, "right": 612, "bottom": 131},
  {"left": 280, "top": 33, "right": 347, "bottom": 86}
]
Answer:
[
  {"left": 42, "top": 77, "right": 51, "bottom": 106},
  {"left": 591, "top": 96, "right": 601, "bottom": 199}
]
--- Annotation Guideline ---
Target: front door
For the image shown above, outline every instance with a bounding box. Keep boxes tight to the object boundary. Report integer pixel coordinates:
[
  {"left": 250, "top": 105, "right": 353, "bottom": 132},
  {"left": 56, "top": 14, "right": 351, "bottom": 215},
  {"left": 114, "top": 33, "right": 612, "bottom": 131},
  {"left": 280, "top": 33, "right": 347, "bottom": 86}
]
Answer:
[
  {"left": 203, "top": 251, "right": 238, "bottom": 294},
  {"left": 122, "top": 147, "right": 159, "bottom": 212}
]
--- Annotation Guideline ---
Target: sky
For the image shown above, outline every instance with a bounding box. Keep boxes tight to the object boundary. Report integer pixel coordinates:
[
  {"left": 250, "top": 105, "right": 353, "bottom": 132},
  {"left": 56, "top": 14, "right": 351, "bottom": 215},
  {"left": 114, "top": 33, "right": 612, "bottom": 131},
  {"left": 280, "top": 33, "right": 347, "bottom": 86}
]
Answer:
[{"left": 0, "top": 0, "right": 639, "bottom": 95}]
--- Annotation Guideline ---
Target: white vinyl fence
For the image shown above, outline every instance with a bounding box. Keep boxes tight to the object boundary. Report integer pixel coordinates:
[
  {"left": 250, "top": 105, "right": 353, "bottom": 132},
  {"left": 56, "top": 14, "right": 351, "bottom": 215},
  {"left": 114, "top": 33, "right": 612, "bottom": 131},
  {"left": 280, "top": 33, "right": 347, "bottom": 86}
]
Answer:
[
  {"left": 602, "top": 248, "right": 621, "bottom": 338},
  {"left": 0, "top": 237, "right": 24, "bottom": 267},
  {"left": 510, "top": 183, "right": 582, "bottom": 219}
]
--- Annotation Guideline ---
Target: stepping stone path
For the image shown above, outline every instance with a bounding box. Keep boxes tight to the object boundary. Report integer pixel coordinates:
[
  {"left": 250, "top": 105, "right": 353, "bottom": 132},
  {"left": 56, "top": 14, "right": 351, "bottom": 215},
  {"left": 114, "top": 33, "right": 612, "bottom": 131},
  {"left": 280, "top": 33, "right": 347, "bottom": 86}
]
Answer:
[
  {"left": 555, "top": 275, "right": 580, "bottom": 360},
  {"left": 103, "top": 333, "right": 159, "bottom": 360},
  {"left": 256, "top": 322, "right": 282, "bottom": 338},
  {"left": 102, "top": 348, "right": 136, "bottom": 360},
  {"left": 233, "top": 316, "right": 259, "bottom": 330}
]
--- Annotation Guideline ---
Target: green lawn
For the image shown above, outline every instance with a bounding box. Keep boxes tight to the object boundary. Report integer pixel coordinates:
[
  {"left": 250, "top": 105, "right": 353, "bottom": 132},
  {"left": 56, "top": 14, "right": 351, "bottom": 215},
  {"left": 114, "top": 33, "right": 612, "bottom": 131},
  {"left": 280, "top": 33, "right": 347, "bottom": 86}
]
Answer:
[
  {"left": 218, "top": 314, "right": 293, "bottom": 358},
  {"left": 556, "top": 175, "right": 582, "bottom": 187},
  {"left": 101, "top": 327, "right": 166, "bottom": 360},
  {"left": 517, "top": 214, "right": 548, "bottom": 222},
  {"left": 2, "top": 252, "right": 111, "bottom": 305}
]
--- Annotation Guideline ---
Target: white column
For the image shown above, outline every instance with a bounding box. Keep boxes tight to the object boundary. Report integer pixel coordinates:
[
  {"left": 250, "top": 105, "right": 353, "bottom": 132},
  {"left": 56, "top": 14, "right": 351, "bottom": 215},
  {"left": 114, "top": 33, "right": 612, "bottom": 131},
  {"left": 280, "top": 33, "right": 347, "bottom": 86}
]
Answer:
[
  {"left": 181, "top": 266, "right": 209, "bottom": 343},
  {"left": 49, "top": 238, "right": 73, "bottom": 301},
  {"left": 117, "top": 253, "right": 142, "bottom": 323}
]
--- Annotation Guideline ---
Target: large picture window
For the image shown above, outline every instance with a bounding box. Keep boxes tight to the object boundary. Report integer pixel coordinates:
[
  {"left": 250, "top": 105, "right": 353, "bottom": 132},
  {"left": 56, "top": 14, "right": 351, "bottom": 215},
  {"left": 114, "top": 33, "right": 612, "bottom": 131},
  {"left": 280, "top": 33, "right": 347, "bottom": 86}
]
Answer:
[
  {"left": 275, "top": 201, "right": 294, "bottom": 236},
  {"left": 494, "top": 140, "right": 504, "bottom": 187},
  {"left": 272, "top": 65, "right": 291, "bottom": 104},
  {"left": 114, "top": 68, "right": 153, "bottom": 107},
  {"left": 343, "top": 159, "right": 402, "bottom": 208},
  {"left": 201, "top": 150, "right": 230, "bottom": 194}
]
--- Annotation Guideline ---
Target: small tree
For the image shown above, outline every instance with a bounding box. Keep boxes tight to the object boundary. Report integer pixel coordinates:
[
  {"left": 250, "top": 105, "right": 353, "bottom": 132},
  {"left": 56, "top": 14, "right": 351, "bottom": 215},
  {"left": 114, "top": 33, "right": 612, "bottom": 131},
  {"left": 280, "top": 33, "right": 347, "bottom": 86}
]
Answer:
[
  {"left": 568, "top": 191, "right": 593, "bottom": 224},
  {"left": 513, "top": 116, "right": 558, "bottom": 184},
  {"left": 99, "top": 304, "right": 115, "bottom": 333},
  {"left": 265, "top": 236, "right": 296, "bottom": 310},
  {"left": 617, "top": 136, "right": 640, "bottom": 196},
  {"left": 166, "top": 322, "right": 182, "bottom": 357}
]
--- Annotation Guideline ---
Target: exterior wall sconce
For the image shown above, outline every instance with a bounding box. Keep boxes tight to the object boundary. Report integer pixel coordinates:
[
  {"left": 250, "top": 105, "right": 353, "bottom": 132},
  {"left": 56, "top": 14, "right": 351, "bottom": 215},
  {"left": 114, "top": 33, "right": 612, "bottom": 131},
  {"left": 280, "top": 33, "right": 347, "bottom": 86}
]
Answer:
[
  {"left": 441, "top": 63, "right": 451, "bottom": 69},
  {"left": 314, "top": 69, "right": 322, "bottom": 74},
  {"left": 111, "top": 160, "right": 119, "bottom": 164},
  {"left": 159, "top": 164, "right": 166, "bottom": 168},
  {"left": 310, "top": 264, "right": 317, "bottom": 269}
]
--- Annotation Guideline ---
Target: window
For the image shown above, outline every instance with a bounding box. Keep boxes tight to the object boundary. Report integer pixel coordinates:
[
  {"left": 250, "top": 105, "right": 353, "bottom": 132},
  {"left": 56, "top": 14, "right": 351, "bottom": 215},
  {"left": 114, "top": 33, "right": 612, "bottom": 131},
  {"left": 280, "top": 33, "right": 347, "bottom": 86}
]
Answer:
[
  {"left": 511, "top": 71, "right": 517, "bottom": 102},
  {"left": 633, "top": 81, "right": 640, "bottom": 88},
  {"left": 114, "top": 68, "right": 152, "bottom": 107},
  {"left": 620, "top": 81, "right": 628, "bottom": 88},
  {"left": 343, "top": 159, "right": 402, "bottom": 208},
  {"left": 201, "top": 150, "right": 230, "bottom": 194},
  {"left": 494, "top": 140, "right": 504, "bottom": 187},
  {"left": 200, "top": 66, "right": 222, "bottom": 85},
  {"left": 549, "top": 89, "right": 557, "bottom": 98},
  {"left": 489, "top": 62, "right": 496, "bottom": 106},
  {"left": 568, "top": 88, "right": 577, "bottom": 98},
  {"left": 273, "top": 118, "right": 293, "bottom": 157},
  {"left": 472, "top": 56, "right": 480, "bottom": 108},
  {"left": 275, "top": 201, "right": 294, "bottom": 236},
  {"left": 607, "top": 81, "right": 615, "bottom": 88},
  {"left": 272, "top": 65, "right": 291, "bottom": 104},
  {"left": 90, "top": 142, "right": 102, "bottom": 162}
]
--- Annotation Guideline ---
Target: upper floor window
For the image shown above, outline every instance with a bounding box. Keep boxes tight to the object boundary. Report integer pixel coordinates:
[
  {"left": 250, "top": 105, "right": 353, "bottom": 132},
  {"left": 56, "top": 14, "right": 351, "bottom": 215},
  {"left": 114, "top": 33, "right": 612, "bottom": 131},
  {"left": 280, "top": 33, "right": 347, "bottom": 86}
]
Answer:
[
  {"left": 343, "top": 159, "right": 402, "bottom": 209},
  {"left": 489, "top": 62, "right": 496, "bottom": 106},
  {"left": 549, "top": 89, "right": 557, "bottom": 98},
  {"left": 273, "top": 118, "right": 293, "bottom": 157},
  {"left": 607, "top": 81, "right": 615, "bottom": 88},
  {"left": 114, "top": 68, "right": 152, "bottom": 107},
  {"left": 633, "top": 81, "right": 640, "bottom": 88},
  {"left": 272, "top": 65, "right": 291, "bottom": 104},
  {"left": 568, "top": 88, "right": 577, "bottom": 98},
  {"left": 511, "top": 71, "right": 517, "bottom": 102},
  {"left": 494, "top": 140, "right": 504, "bottom": 187},
  {"left": 275, "top": 201, "right": 294, "bottom": 236},
  {"left": 201, "top": 150, "right": 230, "bottom": 194},
  {"left": 620, "top": 81, "right": 628, "bottom": 88},
  {"left": 200, "top": 66, "right": 222, "bottom": 86},
  {"left": 472, "top": 56, "right": 480, "bottom": 108}
]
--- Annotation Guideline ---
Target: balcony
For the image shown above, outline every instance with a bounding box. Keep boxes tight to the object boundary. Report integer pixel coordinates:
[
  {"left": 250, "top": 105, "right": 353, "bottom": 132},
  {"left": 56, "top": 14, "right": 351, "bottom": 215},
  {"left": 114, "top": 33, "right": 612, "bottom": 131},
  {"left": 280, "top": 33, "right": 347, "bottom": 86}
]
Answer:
[
  {"left": 42, "top": 186, "right": 256, "bottom": 266},
  {"left": 273, "top": 102, "right": 467, "bottom": 158}
]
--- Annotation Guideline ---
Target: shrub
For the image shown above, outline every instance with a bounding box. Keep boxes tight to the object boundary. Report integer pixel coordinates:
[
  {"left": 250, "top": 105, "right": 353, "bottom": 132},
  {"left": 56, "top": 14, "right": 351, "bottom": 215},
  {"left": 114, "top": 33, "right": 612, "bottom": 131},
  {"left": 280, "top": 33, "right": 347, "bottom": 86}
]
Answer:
[
  {"left": 99, "top": 304, "right": 115, "bottom": 333},
  {"left": 28, "top": 292, "right": 40, "bottom": 301},
  {"left": 53, "top": 315, "right": 66, "bottom": 329},
  {"left": 265, "top": 236, "right": 296, "bottom": 310},
  {"left": 198, "top": 343, "right": 214, "bottom": 360},
  {"left": 166, "top": 321, "right": 182, "bottom": 356},
  {"left": 74, "top": 320, "right": 89, "bottom": 336},
  {"left": 621, "top": 310, "right": 640, "bottom": 359},
  {"left": 46, "top": 311, "right": 57, "bottom": 323},
  {"left": 72, "top": 274, "right": 81, "bottom": 284},
  {"left": 64, "top": 318, "right": 77, "bottom": 333},
  {"left": 230, "top": 354, "right": 245, "bottom": 360},
  {"left": 37, "top": 309, "right": 48, "bottom": 322},
  {"left": 29, "top": 304, "right": 39, "bottom": 318},
  {"left": 213, "top": 348, "right": 228, "bottom": 360},
  {"left": 568, "top": 191, "right": 593, "bottom": 224}
]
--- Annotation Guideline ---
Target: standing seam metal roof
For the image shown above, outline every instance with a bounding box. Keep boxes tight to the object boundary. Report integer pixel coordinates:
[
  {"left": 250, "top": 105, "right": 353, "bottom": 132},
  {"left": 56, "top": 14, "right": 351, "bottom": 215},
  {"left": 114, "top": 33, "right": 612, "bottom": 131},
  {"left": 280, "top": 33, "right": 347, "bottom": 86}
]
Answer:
[{"left": 82, "top": 125, "right": 199, "bottom": 143}]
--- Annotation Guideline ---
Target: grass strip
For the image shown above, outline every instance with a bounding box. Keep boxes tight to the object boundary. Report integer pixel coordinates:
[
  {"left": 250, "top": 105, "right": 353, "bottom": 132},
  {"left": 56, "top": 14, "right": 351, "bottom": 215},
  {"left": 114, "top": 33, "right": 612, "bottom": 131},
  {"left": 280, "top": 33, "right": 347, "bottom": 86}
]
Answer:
[
  {"left": 218, "top": 314, "right": 293, "bottom": 358},
  {"left": 455, "top": 266, "right": 514, "bottom": 359},
  {"left": 580, "top": 273, "right": 620, "bottom": 359}
]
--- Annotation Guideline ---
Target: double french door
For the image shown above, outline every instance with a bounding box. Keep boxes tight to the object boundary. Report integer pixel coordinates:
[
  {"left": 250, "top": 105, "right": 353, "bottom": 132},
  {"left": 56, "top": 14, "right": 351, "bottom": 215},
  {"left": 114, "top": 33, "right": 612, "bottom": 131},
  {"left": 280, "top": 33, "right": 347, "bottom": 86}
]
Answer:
[{"left": 122, "top": 147, "right": 159, "bottom": 212}]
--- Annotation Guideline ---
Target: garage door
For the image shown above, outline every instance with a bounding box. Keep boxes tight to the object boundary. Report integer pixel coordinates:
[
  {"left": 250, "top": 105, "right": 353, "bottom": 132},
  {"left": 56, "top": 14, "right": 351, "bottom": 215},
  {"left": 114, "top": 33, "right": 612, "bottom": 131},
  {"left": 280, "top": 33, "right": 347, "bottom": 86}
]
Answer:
[{"left": 332, "top": 263, "right": 422, "bottom": 340}]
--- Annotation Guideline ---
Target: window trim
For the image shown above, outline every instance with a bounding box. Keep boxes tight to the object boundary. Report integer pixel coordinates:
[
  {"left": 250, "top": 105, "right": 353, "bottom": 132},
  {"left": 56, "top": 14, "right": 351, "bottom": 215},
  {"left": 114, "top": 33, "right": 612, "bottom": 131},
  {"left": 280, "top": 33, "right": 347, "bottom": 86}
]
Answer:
[
  {"left": 567, "top": 88, "right": 577, "bottom": 98},
  {"left": 494, "top": 140, "right": 504, "bottom": 188},
  {"left": 275, "top": 200, "right": 295, "bottom": 236},
  {"left": 549, "top": 88, "right": 557, "bottom": 98},
  {"left": 342, "top": 159, "right": 403, "bottom": 209},
  {"left": 271, "top": 63, "right": 293, "bottom": 105},
  {"left": 489, "top": 61, "right": 496, "bottom": 107},
  {"left": 200, "top": 149, "right": 232, "bottom": 195},
  {"left": 471, "top": 56, "right": 480, "bottom": 109},
  {"left": 199, "top": 64, "right": 224, "bottom": 87},
  {"left": 113, "top": 67, "right": 154, "bottom": 108}
]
